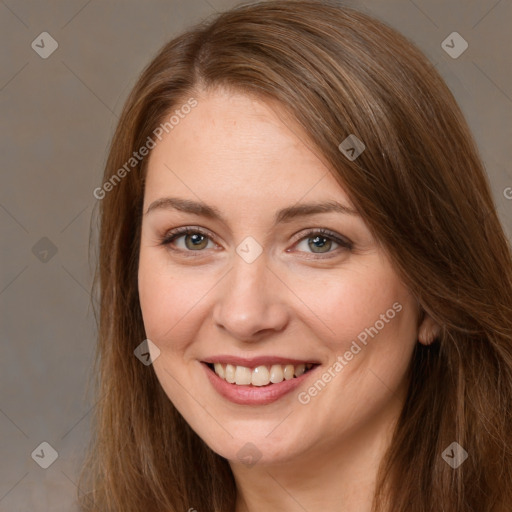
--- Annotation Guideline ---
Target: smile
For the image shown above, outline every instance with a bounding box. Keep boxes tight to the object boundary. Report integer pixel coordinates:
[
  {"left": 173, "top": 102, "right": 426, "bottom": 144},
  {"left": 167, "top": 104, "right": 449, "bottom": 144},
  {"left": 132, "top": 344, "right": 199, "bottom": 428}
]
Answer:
[{"left": 201, "top": 358, "right": 321, "bottom": 405}]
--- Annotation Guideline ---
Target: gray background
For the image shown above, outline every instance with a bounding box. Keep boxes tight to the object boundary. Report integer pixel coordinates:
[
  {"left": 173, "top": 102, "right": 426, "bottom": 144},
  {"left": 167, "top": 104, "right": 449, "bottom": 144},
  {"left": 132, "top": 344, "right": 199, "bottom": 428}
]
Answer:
[{"left": 1, "top": 0, "right": 510, "bottom": 510}]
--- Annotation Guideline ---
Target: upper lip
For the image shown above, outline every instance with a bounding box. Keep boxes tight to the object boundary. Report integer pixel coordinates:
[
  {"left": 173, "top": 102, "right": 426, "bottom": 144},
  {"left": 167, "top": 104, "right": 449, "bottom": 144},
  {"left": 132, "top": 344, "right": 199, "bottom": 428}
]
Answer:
[{"left": 202, "top": 355, "right": 320, "bottom": 367}]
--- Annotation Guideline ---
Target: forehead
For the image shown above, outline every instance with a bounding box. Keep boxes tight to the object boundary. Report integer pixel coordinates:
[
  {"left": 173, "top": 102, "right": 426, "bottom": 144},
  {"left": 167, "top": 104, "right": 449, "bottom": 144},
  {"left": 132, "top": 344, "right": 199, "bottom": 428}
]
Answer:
[{"left": 144, "top": 89, "right": 353, "bottom": 210}]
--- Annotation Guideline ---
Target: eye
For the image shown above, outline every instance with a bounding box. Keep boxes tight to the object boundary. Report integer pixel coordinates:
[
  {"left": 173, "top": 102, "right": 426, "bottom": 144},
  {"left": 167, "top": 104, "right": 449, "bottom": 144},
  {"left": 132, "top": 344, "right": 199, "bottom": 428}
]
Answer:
[
  {"left": 291, "top": 228, "right": 352, "bottom": 257},
  {"left": 160, "top": 226, "right": 352, "bottom": 258},
  {"left": 160, "top": 226, "right": 216, "bottom": 254}
]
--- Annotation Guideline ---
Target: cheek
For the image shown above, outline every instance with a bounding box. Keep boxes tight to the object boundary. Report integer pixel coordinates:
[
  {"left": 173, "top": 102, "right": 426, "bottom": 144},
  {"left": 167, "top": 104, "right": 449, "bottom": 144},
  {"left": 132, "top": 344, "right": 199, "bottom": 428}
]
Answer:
[
  {"left": 137, "top": 248, "right": 219, "bottom": 354},
  {"left": 299, "top": 273, "right": 417, "bottom": 432},
  {"left": 300, "top": 263, "right": 414, "bottom": 354},
  {"left": 138, "top": 250, "right": 183, "bottom": 344},
  {"left": 323, "top": 278, "right": 418, "bottom": 405}
]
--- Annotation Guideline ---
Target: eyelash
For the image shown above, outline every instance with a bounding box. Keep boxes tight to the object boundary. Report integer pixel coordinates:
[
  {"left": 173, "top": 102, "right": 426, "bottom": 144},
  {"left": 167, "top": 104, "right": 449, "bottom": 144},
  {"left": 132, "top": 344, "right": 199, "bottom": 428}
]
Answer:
[{"left": 159, "top": 226, "right": 353, "bottom": 259}]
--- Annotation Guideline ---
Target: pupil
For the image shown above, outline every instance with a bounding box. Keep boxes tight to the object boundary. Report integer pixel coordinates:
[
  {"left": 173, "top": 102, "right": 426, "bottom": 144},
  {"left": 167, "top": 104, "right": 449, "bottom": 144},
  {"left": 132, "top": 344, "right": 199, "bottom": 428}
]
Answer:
[
  {"left": 186, "top": 233, "right": 207, "bottom": 250},
  {"left": 309, "top": 235, "right": 330, "bottom": 253}
]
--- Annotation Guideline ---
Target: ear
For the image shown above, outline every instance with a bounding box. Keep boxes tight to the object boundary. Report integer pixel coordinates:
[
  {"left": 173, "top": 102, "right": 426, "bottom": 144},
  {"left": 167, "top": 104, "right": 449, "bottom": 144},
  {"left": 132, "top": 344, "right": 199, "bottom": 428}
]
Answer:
[{"left": 417, "top": 311, "right": 441, "bottom": 346}]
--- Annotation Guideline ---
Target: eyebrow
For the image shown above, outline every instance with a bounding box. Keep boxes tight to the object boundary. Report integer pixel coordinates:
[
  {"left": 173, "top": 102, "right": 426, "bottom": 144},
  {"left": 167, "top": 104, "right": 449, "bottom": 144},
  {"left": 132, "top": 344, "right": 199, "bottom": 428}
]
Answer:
[{"left": 145, "top": 196, "right": 359, "bottom": 225}]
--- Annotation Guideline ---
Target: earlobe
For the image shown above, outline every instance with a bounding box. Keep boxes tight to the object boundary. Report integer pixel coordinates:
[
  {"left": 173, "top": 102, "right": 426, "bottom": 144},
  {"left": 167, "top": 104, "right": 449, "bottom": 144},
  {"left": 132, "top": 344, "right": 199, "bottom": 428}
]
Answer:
[{"left": 418, "top": 312, "right": 441, "bottom": 345}]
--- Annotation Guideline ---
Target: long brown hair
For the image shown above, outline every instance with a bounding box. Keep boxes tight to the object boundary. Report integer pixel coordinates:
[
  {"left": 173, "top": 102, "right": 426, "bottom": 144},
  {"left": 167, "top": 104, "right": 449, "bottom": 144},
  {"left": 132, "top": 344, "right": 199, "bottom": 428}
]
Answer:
[{"left": 79, "top": 1, "right": 512, "bottom": 510}]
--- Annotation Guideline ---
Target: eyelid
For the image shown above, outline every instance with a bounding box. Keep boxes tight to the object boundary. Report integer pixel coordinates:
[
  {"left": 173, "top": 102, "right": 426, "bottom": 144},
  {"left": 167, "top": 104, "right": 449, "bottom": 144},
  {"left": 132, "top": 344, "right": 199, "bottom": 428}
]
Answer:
[{"left": 290, "top": 227, "right": 352, "bottom": 248}]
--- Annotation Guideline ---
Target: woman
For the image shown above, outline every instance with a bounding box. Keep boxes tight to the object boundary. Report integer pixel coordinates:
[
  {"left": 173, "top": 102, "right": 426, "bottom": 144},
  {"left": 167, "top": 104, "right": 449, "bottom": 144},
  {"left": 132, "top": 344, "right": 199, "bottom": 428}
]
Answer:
[{"left": 80, "top": 1, "right": 512, "bottom": 510}]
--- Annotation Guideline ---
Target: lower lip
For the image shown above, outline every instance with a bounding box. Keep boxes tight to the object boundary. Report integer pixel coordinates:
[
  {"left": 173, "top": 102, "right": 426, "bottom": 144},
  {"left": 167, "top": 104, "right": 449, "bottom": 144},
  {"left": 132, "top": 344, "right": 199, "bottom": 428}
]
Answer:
[{"left": 202, "top": 362, "right": 319, "bottom": 405}]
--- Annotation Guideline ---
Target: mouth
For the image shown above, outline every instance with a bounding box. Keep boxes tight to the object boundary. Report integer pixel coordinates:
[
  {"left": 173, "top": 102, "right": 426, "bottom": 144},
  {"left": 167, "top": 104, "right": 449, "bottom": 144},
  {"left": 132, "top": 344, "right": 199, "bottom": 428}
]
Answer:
[
  {"left": 200, "top": 355, "right": 322, "bottom": 405},
  {"left": 204, "top": 361, "right": 319, "bottom": 387}
]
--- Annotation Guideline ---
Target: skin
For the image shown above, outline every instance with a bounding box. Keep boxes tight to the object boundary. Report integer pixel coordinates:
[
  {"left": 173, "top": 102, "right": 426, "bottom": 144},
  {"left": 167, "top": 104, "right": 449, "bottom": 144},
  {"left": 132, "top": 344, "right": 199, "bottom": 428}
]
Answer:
[{"left": 138, "top": 87, "right": 439, "bottom": 512}]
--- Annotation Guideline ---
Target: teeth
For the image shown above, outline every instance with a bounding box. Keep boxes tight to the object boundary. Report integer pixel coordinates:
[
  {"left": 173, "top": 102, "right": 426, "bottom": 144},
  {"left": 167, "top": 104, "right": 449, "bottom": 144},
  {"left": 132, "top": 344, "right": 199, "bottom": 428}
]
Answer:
[
  {"left": 283, "top": 364, "right": 294, "bottom": 380},
  {"left": 211, "top": 362, "right": 315, "bottom": 386},
  {"left": 252, "top": 366, "right": 270, "bottom": 386},
  {"left": 214, "top": 363, "right": 225, "bottom": 379},
  {"left": 269, "top": 364, "right": 284, "bottom": 384},
  {"left": 294, "top": 364, "right": 306, "bottom": 377},
  {"left": 225, "top": 364, "right": 236, "bottom": 383},
  {"left": 235, "top": 366, "right": 252, "bottom": 385}
]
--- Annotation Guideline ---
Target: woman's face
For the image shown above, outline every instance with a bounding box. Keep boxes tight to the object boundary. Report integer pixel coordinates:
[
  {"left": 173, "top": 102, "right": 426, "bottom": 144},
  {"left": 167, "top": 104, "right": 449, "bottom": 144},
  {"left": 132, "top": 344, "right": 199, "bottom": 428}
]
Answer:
[{"left": 138, "top": 88, "right": 422, "bottom": 467}]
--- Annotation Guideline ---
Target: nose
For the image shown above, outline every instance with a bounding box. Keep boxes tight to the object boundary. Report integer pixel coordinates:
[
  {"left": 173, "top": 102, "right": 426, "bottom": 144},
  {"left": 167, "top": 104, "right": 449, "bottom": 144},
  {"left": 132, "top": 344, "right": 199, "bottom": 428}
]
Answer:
[{"left": 212, "top": 249, "right": 290, "bottom": 342}]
